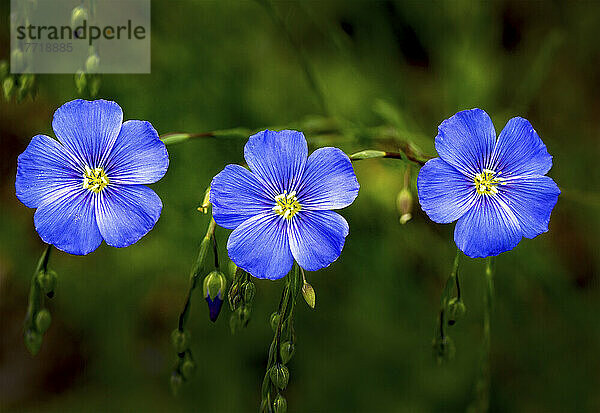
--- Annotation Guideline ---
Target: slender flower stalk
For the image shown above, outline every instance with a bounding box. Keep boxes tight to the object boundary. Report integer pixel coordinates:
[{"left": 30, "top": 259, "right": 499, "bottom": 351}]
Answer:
[
  {"left": 260, "top": 263, "right": 303, "bottom": 412},
  {"left": 23, "top": 244, "right": 54, "bottom": 355}
]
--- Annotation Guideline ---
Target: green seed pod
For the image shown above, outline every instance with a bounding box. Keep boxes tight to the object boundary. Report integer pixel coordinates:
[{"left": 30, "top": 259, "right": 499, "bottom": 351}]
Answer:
[
  {"left": 35, "top": 309, "right": 52, "bottom": 333},
  {"left": 269, "top": 364, "right": 289, "bottom": 390},
  {"left": 171, "top": 329, "right": 190, "bottom": 353},
  {"left": 243, "top": 281, "right": 256, "bottom": 303},
  {"left": 170, "top": 372, "right": 184, "bottom": 396},
  {"left": 37, "top": 269, "right": 57, "bottom": 295},
  {"left": 280, "top": 341, "right": 295, "bottom": 364},
  {"left": 273, "top": 394, "right": 287, "bottom": 413},
  {"left": 270, "top": 312, "right": 280, "bottom": 332},
  {"left": 24, "top": 329, "right": 42, "bottom": 355},
  {"left": 181, "top": 359, "right": 196, "bottom": 380}
]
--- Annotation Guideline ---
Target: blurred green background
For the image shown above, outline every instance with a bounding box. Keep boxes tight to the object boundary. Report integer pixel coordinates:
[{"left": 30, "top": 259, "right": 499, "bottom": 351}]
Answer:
[{"left": 1, "top": 1, "right": 599, "bottom": 412}]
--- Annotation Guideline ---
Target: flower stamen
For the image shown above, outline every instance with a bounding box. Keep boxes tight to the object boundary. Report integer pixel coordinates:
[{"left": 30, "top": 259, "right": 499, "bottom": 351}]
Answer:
[
  {"left": 272, "top": 190, "right": 301, "bottom": 220},
  {"left": 474, "top": 169, "right": 503, "bottom": 195},
  {"left": 82, "top": 166, "right": 109, "bottom": 193}
]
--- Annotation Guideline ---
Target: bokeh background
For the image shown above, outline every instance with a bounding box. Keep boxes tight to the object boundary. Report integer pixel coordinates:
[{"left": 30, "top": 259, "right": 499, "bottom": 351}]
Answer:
[{"left": 1, "top": 1, "right": 599, "bottom": 412}]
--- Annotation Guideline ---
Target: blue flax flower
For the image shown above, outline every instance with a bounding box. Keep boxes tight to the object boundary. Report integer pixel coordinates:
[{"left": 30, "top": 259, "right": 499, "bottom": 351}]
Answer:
[
  {"left": 417, "top": 109, "right": 560, "bottom": 258},
  {"left": 210, "top": 130, "right": 359, "bottom": 280},
  {"left": 16, "top": 99, "right": 169, "bottom": 255}
]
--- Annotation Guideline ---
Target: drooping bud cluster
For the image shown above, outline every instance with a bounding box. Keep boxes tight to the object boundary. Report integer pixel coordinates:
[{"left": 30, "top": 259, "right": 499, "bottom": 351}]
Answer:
[
  {"left": 228, "top": 262, "right": 256, "bottom": 333},
  {"left": 24, "top": 246, "right": 56, "bottom": 356}
]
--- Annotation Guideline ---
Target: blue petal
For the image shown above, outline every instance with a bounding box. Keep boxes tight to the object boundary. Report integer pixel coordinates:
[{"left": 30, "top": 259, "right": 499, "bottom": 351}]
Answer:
[
  {"left": 454, "top": 195, "right": 523, "bottom": 258},
  {"left": 16, "top": 135, "right": 82, "bottom": 208},
  {"left": 94, "top": 185, "right": 162, "bottom": 248},
  {"left": 210, "top": 164, "right": 274, "bottom": 230},
  {"left": 104, "top": 120, "right": 169, "bottom": 184},
  {"left": 500, "top": 175, "right": 560, "bottom": 239},
  {"left": 52, "top": 99, "right": 123, "bottom": 168},
  {"left": 490, "top": 117, "right": 553, "bottom": 176},
  {"left": 227, "top": 212, "right": 293, "bottom": 280},
  {"left": 34, "top": 186, "right": 103, "bottom": 255},
  {"left": 243, "top": 130, "right": 307, "bottom": 196},
  {"left": 288, "top": 210, "right": 349, "bottom": 271},
  {"left": 417, "top": 158, "right": 478, "bottom": 223},
  {"left": 296, "top": 147, "right": 359, "bottom": 210},
  {"left": 435, "top": 109, "right": 497, "bottom": 177}
]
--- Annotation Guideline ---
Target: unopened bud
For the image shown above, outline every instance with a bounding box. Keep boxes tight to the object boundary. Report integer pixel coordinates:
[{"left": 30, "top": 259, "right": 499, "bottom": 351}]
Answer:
[
  {"left": 85, "top": 54, "right": 100, "bottom": 74},
  {"left": 24, "top": 329, "right": 42, "bottom": 355},
  {"left": 280, "top": 341, "right": 295, "bottom": 364},
  {"left": 11, "top": 48, "right": 25, "bottom": 72},
  {"left": 71, "top": 6, "right": 88, "bottom": 29},
  {"left": 0, "top": 60, "right": 8, "bottom": 80},
  {"left": 171, "top": 329, "right": 190, "bottom": 353},
  {"left": 302, "top": 282, "right": 315, "bottom": 309},
  {"left": 229, "top": 312, "right": 240, "bottom": 334},
  {"left": 182, "top": 359, "right": 196, "bottom": 379},
  {"left": 269, "top": 364, "right": 289, "bottom": 389},
  {"left": 89, "top": 76, "right": 101, "bottom": 97},
  {"left": 203, "top": 271, "right": 227, "bottom": 322},
  {"left": 37, "top": 269, "right": 57, "bottom": 295},
  {"left": 170, "top": 372, "right": 184, "bottom": 396},
  {"left": 243, "top": 281, "right": 256, "bottom": 303},
  {"left": 447, "top": 298, "right": 466, "bottom": 325},
  {"left": 3, "top": 77, "right": 14, "bottom": 100},
  {"left": 35, "top": 309, "right": 52, "bottom": 333},
  {"left": 270, "top": 312, "right": 280, "bottom": 332},
  {"left": 396, "top": 188, "right": 413, "bottom": 224},
  {"left": 273, "top": 394, "right": 287, "bottom": 413},
  {"left": 74, "top": 70, "right": 86, "bottom": 94},
  {"left": 198, "top": 186, "right": 211, "bottom": 214}
]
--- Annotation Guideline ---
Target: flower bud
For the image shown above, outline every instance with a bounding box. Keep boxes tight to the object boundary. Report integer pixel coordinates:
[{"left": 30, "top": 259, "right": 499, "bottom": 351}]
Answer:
[
  {"left": 229, "top": 312, "right": 240, "bottom": 334},
  {"left": 171, "top": 329, "right": 190, "bottom": 354},
  {"left": 11, "top": 48, "right": 25, "bottom": 72},
  {"left": 302, "top": 282, "right": 315, "bottom": 309},
  {"left": 37, "top": 269, "right": 57, "bottom": 295},
  {"left": 269, "top": 364, "right": 289, "bottom": 389},
  {"left": 273, "top": 394, "right": 287, "bottom": 413},
  {"left": 74, "top": 70, "right": 86, "bottom": 94},
  {"left": 24, "top": 329, "right": 42, "bottom": 355},
  {"left": 446, "top": 298, "right": 466, "bottom": 326},
  {"left": 198, "top": 186, "right": 211, "bottom": 214},
  {"left": 170, "top": 372, "right": 184, "bottom": 396},
  {"left": 71, "top": 6, "right": 88, "bottom": 29},
  {"left": 0, "top": 60, "right": 9, "bottom": 80},
  {"left": 89, "top": 76, "right": 101, "bottom": 97},
  {"left": 243, "top": 281, "right": 256, "bottom": 303},
  {"left": 280, "top": 341, "right": 295, "bottom": 364},
  {"left": 239, "top": 306, "right": 251, "bottom": 327},
  {"left": 35, "top": 309, "right": 52, "bottom": 333},
  {"left": 182, "top": 359, "right": 196, "bottom": 380},
  {"left": 85, "top": 54, "right": 100, "bottom": 74},
  {"left": 396, "top": 188, "right": 413, "bottom": 224},
  {"left": 203, "top": 271, "right": 227, "bottom": 322},
  {"left": 3, "top": 77, "right": 14, "bottom": 101},
  {"left": 270, "top": 312, "right": 280, "bottom": 332}
]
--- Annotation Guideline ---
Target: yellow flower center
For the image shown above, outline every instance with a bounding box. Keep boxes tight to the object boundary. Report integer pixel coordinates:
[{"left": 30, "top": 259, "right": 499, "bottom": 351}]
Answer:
[
  {"left": 272, "top": 190, "right": 301, "bottom": 220},
  {"left": 474, "top": 169, "right": 503, "bottom": 195},
  {"left": 82, "top": 167, "right": 109, "bottom": 193}
]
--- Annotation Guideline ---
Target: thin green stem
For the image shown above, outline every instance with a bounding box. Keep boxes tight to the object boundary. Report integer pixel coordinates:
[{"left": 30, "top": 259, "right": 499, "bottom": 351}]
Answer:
[
  {"left": 178, "top": 218, "right": 216, "bottom": 331},
  {"left": 437, "top": 248, "right": 461, "bottom": 339},
  {"left": 471, "top": 257, "right": 495, "bottom": 413}
]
